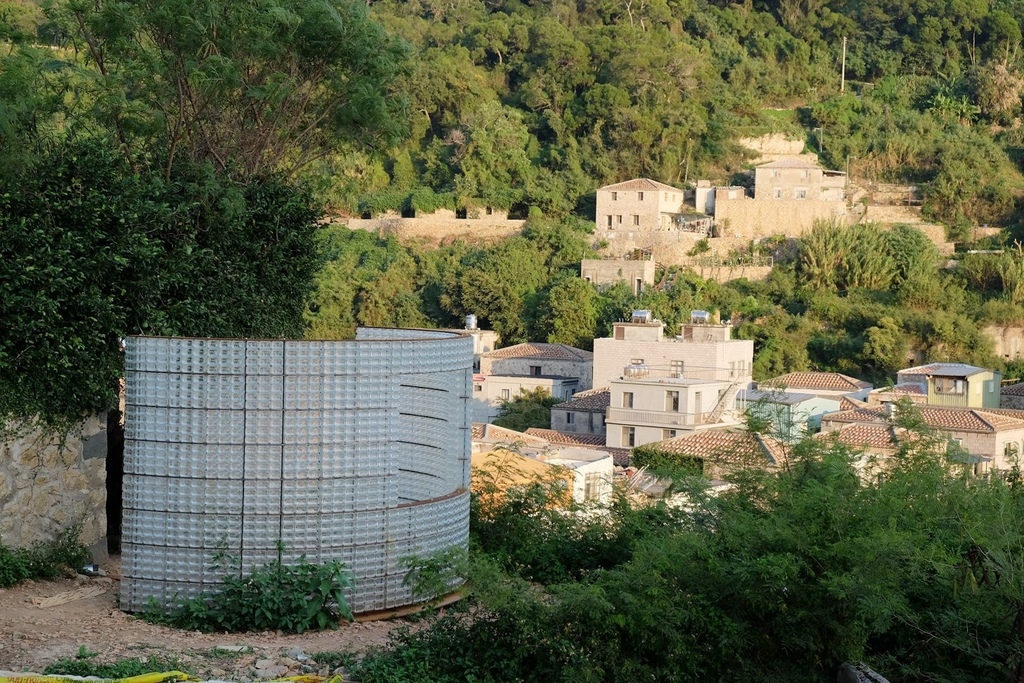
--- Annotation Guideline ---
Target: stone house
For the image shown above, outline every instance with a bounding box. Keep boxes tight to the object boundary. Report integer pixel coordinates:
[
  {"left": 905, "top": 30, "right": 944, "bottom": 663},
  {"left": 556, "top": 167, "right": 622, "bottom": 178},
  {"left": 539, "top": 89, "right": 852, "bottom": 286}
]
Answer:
[
  {"left": 479, "top": 343, "right": 593, "bottom": 390},
  {"left": 1001, "top": 382, "right": 1024, "bottom": 409},
  {"left": 581, "top": 256, "right": 655, "bottom": 295},
  {"left": 473, "top": 342, "right": 594, "bottom": 423},
  {"left": 754, "top": 157, "right": 846, "bottom": 201},
  {"left": 592, "top": 312, "right": 753, "bottom": 390},
  {"left": 549, "top": 387, "right": 610, "bottom": 436},
  {"left": 820, "top": 404, "right": 1024, "bottom": 475},
  {"left": 594, "top": 178, "right": 686, "bottom": 233}
]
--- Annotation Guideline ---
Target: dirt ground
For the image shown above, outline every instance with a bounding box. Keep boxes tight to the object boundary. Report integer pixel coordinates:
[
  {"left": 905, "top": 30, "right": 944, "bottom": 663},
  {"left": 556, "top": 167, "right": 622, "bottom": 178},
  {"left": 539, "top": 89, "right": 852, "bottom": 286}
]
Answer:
[{"left": 0, "top": 557, "right": 406, "bottom": 680}]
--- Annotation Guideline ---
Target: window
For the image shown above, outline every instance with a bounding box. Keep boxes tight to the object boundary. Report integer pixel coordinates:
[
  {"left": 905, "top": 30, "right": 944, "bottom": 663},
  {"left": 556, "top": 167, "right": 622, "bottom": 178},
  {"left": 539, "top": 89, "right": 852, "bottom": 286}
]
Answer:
[
  {"left": 803, "top": 169, "right": 810, "bottom": 178},
  {"left": 607, "top": 215, "right": 613, "bottom": 227},
  {"left": 567, "top": 412, "right": 575, "bottom": 424},
  {"left": 501, "top": 388, "right": 510, "bottom": 400},
  {"left": 666, "top": 391, "right": 680, "bottom": 412},
  {"left": 631, "top": 358, "right": 644, "bottom": 365},
  {"left": 663, "top": 429, "right": 677, "bottom": 439},
  {"left": 622, "top": 392, "right": 634, "bottom": 408},
  {"left": 795, "top": 188, "right": 807, "bottom": 199},
  {"left": 638, "top": 191, "right": 645, "bottom": 201},
  {"left": 529, "top": 365, "right": 542, "bottom": 376},
  {"left": 611, "top": 191, "right": 618, "bottom": 200},
  {"left": 617, "top": 215, "right": 623, "bottom": 224},
  {"left": 729, "top": 361, "right": 736, "bottom": 378},
  {"left": 670, "top": 360, "right": 684, "bottom": 377},
  {"left": 623, "top": 426, "right": 636, "bottom": 447},
  {"left": 664, "top": 192, "right": 668, "bottom": 201},
  {"left": 772, "top": 170, "right": 780, "bottom": 178},
  {"left": 774, "top": 188, "right": 782, "bottom": 199},
  {"left": 584, "top": 472, "right": 603, "bottom": 501},
  {"left": 588, "top": 412, "right": 595, "bottom": 430},
  {"left": 474, "top": 384, "right": 482, "bottom": 392},
  {"left": 934, "top": 377, "right": 965, "bottom": 394},
  {"left": 1005, "top": 442, "right": 1019, "bottom": 459},
  {"left": 632, "top": 215, "right": 640, "bottom": 226}
]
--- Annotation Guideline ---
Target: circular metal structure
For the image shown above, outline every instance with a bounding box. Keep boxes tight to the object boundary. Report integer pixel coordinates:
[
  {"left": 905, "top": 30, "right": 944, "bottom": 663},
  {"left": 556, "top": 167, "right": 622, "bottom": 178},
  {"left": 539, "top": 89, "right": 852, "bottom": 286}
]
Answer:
[{"left": 119, "top": 329, "right": 472, "bottom": 614}]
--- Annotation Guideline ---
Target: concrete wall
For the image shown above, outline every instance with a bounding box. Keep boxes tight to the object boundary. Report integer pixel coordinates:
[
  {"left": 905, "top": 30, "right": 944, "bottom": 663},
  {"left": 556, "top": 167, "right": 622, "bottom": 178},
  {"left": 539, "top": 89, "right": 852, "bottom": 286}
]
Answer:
[
  {"left": 0, "top": 414, "right": 107, "bottom": 560},
  {"left": 593, "top": 337, "right": 754, "bottom": 390},
  {"left": 581, "top": 258, "right": 656, "bottom": 293},
  {"left": 985, "top": 325, "right": 1024, "bottom": 360},
  {"left": 337, "top": 210, "right": 525, "bottom": 244},
  {"left": 714, "top": 197, "right": 847, "bottom": 238},
  {"left": 551, "top": 408, "right": 606, "bottom": 435},
  {"left": 473, "top": 375, "right": 580, "bottom": 423}
]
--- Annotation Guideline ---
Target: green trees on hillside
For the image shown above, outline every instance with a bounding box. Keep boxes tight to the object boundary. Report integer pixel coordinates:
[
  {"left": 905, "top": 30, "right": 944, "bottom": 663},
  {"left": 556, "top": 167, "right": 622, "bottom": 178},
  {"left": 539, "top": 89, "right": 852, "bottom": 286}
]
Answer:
[{"left": 0, "top": 0, "right": 405, "bottom": 428}]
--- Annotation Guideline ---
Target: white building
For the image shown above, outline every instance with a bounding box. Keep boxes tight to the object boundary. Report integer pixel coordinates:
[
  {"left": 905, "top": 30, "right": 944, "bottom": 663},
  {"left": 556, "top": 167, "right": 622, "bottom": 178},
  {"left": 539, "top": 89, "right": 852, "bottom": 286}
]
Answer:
[
  {"left": 592, "top": 311, "right": 754, "bottom": 389},
  {"left": 605, "top": 374, "right": 742, "bottom": 448}
]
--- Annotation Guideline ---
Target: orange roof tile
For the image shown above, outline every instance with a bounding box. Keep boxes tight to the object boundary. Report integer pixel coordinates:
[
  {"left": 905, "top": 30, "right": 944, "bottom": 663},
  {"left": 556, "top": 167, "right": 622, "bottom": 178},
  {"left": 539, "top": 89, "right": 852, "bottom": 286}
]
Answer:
[
  {"left": 763, "top": 372, "right": 871, "bottom": 392},
  {"left": 821, "top": 406, "right": 1024, "bottom": 434},
  {"left": 598, "top": 178, "right": 681, "bottom": 192},
  {"left": 524, "top": 428, "right": 606, "bottom": 447},
  {"left": 483, "top": 343, "right": 593, "bottom": 362},
  {"left": 1002, "top": 382, "right": 1024, "bottom": 397},
  {"left": 651, "top": 430, "right": 788, "bottom": 467},
  {"left": 554, "top": 388, "right": 610, "bottom": 412}
]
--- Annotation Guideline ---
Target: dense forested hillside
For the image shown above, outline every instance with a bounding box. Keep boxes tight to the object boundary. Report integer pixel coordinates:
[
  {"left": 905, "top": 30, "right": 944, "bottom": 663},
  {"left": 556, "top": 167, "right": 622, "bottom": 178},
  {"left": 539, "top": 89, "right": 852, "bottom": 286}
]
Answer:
[{"left": 300, "top": 0, "right": 1024, "bottom": 229}]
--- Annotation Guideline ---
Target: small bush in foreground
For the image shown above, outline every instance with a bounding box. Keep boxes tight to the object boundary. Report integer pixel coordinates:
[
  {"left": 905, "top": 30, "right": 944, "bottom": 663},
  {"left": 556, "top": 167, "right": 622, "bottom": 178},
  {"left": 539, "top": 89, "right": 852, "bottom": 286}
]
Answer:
[
  {"left": 0, "top": 525, "right": 90, "bottom": 588},
  {"left": 146, "top": 555, "right": 353, "bottom": 634},
  {"left": 44, "top": 646, "right": 191, "bottom": 677}
]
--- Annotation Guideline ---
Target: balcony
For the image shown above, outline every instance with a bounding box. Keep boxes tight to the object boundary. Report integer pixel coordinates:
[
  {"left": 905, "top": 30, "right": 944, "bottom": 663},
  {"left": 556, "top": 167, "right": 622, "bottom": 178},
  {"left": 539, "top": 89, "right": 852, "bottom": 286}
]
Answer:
[{"left": 606, "top": 407, "right": 701, "bottom": 428}]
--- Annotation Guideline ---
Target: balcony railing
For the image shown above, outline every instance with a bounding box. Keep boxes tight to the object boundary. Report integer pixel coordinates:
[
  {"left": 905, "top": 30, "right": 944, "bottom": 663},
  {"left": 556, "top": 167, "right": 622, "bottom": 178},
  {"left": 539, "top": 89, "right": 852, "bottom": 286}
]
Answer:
[{"left": 606, "top": 407, "right": 700, "bottom": 428}]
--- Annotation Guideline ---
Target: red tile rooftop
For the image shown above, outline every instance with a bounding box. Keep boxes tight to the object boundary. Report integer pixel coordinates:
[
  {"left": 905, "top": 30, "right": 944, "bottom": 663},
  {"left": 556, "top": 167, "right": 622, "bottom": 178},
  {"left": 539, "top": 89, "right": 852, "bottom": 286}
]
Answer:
[
  {"left": 598, "top": 178, "right": 681, "bottom": 192},
  {"left": 762, "top": 372, "right": 871, "bottom": 392},
  {"left": 821, "top": 406, "right": 1024, "bottom": 433},
  {"left": 482, "top": 343, "right": 592, "bottom": 362},
  {"left": 651, "top": 429, "right": 789, "bottom": 466},
  {"left": 554, "top": 388, "right": 610, "bottom": 412}
]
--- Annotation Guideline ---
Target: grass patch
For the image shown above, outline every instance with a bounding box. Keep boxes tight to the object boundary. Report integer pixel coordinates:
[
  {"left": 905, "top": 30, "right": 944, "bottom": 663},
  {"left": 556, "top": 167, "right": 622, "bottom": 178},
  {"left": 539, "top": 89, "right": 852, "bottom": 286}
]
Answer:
[{"left": 43, "top": 646, "right": 192, "bottom": 677}]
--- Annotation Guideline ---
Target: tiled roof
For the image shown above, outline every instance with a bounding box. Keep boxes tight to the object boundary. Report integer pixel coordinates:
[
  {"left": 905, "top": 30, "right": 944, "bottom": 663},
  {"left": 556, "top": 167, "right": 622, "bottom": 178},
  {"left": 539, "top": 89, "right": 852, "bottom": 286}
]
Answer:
[
  {"left": 554, "top": 388, "right": 610, "bottom": 412},
  {"left": 598, "top": 178, "right": 681, "bottom": 192},
  {"left": 763, "top": 372, "right": 872, "bottom": 392},
  {"left": 738, "top": 389, "right": 817, "bottom": 406},
  {"left": 821, "top": 406, "right": 1024, "bottom": 433},
  {"left": 483, "top": 343, "right": 593, "bottom": 362},
  {"left": 899, "top": 363, "right": 989, "bottom": 378},
  {"left": 522, "top": 428, "right": 630, "bottom": 466},
  {"left": 1002, "top": 382, "right": 1024, "bottom": 396},
  {"left": 651, "top": 430, "right": 788, "bottom": 467},
  {"left": 840, "top": 396, "right": 870, "bottom": 411},
  {"left": 818, "top": 423, "right": 901, "bottom": 451},
  {"left": 757, "top": 157, "right": 822, "bottom": 169},
  {"left": 524, "top": 428, "right": 605, "bottom": 447},
  {"left": 471, "top": 423, "right": 551, "bottom": 447}
]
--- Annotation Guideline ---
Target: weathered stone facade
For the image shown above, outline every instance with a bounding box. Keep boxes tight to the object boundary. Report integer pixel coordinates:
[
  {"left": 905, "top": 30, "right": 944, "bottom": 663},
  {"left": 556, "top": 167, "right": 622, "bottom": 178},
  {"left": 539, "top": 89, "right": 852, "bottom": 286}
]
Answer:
[{"left": 0, "top": 414, "right": 107, "bottom": 560}]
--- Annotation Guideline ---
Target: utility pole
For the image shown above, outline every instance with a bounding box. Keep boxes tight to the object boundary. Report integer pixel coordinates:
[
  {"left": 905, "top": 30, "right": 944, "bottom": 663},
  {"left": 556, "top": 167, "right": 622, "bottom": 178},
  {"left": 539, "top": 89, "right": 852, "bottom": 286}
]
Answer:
[{"left": 841, "top": 36, "right": 847, "bottom": 93}]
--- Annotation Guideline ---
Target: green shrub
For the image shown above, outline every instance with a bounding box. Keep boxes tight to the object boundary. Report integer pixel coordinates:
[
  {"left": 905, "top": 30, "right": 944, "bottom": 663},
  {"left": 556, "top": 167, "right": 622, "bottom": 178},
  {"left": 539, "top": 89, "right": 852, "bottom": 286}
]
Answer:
[
  {"left": 148, "top": 554, "right": 353, "bottom": 633},
  {"left": 0, "top": 525, "right": 89, "bottom": 588},
  {"left": 44, "top": 647, "right": 191, "bottom": 677}
]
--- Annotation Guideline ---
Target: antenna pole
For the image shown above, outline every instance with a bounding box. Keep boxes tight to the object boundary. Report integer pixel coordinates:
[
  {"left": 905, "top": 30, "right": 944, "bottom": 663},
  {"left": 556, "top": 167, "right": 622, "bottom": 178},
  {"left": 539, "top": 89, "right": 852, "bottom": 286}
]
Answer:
[{"left": 841, "top": 36, "right": 847, "bottom": 92}]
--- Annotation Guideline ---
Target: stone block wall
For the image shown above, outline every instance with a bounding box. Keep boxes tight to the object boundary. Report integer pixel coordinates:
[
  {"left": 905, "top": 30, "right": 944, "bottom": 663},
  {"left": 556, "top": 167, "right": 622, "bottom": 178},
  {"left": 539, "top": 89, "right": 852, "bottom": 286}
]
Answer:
[
  {"left": 0, "top": 414, "right": 107, "bottom": 560},
  {"left": 337, "top": 210, "right": 525, "bottom": 244}
]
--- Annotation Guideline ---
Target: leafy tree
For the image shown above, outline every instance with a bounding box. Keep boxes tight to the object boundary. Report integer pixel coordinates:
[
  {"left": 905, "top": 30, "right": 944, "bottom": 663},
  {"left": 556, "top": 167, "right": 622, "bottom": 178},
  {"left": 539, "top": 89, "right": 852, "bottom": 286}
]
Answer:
[
  {"left": 541, "top": 277, "right": 599, "bottom": 350},
  {"left": 49, "top": 0, "right": 407, "bottom": 178},
  {"left": 491, "top": 387, "right": 559, "bottom": 432}
]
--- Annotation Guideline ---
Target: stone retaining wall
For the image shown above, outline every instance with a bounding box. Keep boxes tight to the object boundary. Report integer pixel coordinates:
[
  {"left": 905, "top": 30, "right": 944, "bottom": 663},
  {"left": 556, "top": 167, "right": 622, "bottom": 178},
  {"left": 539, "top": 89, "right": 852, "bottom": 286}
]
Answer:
[
  {"left": 0, "top": 414, "right": 107, "bottom": 560},
  {"left": 336, "top": 210, "right": 526, "bottom": 244}
]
